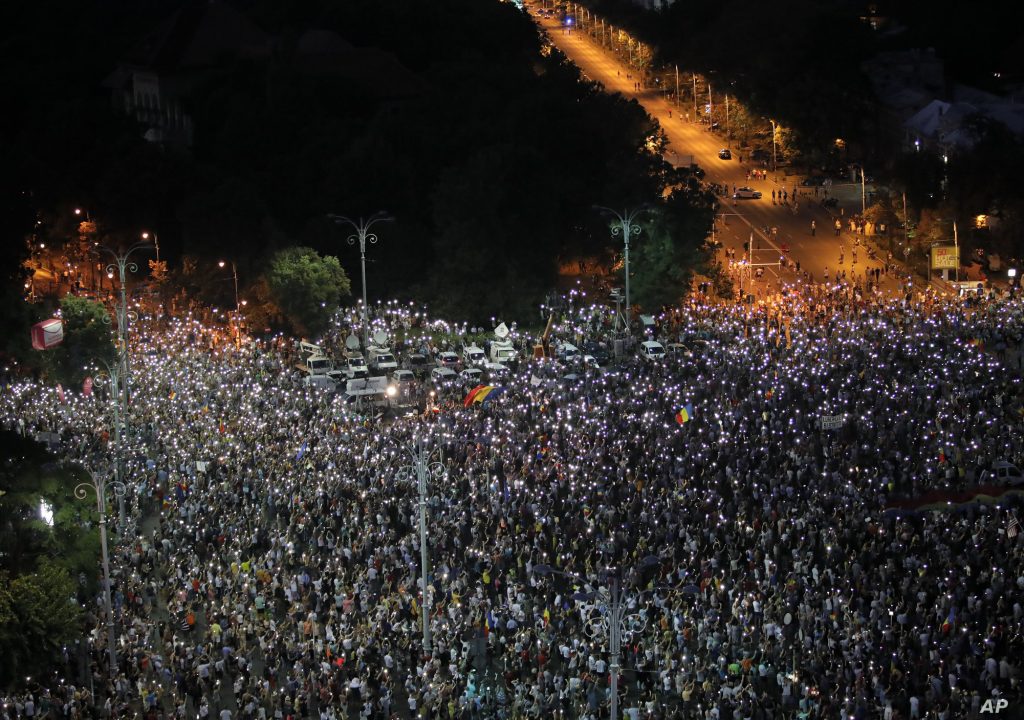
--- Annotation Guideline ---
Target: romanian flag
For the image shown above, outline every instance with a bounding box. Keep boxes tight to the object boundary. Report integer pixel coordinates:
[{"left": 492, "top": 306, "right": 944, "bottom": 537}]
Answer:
[
  {"left": 464, "top": 385, "right": 490, "bottom": 407},
  {"left": 463, "top": 385, "right": 506, "bottom": 407},
  {"left": 942, "top": 606, "right": 955, "bottom": 633},
  {"left": 675, "top": 404, "right": 695, "bottom": 425}
]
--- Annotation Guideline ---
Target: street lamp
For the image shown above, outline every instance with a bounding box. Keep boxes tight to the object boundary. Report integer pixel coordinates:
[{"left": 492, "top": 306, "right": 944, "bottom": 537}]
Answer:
[
  {"left": 396, "top": 437, "right": 446, "bottom": 655},
  {"left": 218, "top": 260, "right": 239, "bottom": 314},
  {"left": 769, "top": 119, "right": 778, "bottom": 176},
  {"left": 595, "top": 206, "right": 647, "bottom": 334},
  {"left": 532, "top": 555, "right": 662, "bottom": 720},
  {"left": 73, "top": 467, "right": 126, "bottom": 674},
  {"left": 328, "top": 212, "right": 393, "bottom": 349},
  {"left": 141, "top": 232, "right": 160, "bottom": 264},
  {"left": 98, "top": 241, "right": 153, "bottom": 413},
  {"left": 92, "top": 352, "right": 129, "bottom": 530}
]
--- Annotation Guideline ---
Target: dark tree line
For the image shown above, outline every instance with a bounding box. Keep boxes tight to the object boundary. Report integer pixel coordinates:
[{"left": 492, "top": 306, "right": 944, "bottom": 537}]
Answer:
[{"left": 2, "top": 0, "right": 715, "bottom": 329}]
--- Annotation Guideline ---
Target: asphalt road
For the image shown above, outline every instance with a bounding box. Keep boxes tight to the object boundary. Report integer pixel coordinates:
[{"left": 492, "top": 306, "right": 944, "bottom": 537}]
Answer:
[{"left": 530, "top": 5, "right": 912, "bottom": 298}]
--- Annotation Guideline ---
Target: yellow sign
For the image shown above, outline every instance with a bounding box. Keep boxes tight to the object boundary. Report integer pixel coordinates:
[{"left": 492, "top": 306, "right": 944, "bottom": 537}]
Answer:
[{"left": 931, "top": 246, "right": 959, "bottom": 270}]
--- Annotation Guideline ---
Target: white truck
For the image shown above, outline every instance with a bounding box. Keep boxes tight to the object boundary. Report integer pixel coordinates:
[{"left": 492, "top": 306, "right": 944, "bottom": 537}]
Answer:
[{"left": 296, "top": 354, "right": 344, "bottom": 381}]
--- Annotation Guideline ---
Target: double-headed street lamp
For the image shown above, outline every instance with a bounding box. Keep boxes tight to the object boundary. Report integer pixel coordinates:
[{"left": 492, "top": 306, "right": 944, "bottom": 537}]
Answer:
[
  {"left": 327, "top": 212, "right": 393, "bottom": 349},
  {"left": 396, "top": 438, "right": 446, "bottom": 655},
  {"left": 595, "top": 206, "right": 647, "bottom": 334},
  {"left": 73, "top": 467, "right": 126, "bottom": 674},
  {"left": 98, "top": 241, "right": 153, "bottom": 412},
  {"left": 92, "top": 352, "right": 129, "bottom": 529},
  {"left": 532, "top": 555, "right": 662, "bottom": 720}
]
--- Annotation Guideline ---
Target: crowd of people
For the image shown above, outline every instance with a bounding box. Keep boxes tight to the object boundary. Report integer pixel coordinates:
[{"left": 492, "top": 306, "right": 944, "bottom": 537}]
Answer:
[{"left": 3, "top": 282, "right": 1024, "bottom": 720}]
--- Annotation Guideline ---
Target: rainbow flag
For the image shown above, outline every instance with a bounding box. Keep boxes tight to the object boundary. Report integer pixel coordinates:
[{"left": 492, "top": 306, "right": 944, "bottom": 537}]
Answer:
[{"left": 675, "top": 404, "right": 695, "bottom": 424}]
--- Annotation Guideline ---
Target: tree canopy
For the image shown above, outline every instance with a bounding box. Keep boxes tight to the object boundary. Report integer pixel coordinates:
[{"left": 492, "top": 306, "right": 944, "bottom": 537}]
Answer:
[{"left": 266, "top": 247, "right": 351, "bottom": 337}]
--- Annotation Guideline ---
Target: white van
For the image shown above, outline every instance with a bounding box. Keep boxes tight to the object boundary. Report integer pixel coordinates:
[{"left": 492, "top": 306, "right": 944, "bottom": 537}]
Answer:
[
  {"left": 557, "top": 343, "right": 580, "bottom": 362},
  {"left": 640, "top": 340, "right": 666, "bottom": 361},
  {"left": 980, "top": 461, "right": 1024, "bottom": 486},
  {"left": 463, "top": 345, "right": 487, "bottom": 367},
  {"left": 367, "top": 346, "right": 398, "bottom": 373},
  {"left": 490, "top": 341, "right": 518, "bottom": 365}
]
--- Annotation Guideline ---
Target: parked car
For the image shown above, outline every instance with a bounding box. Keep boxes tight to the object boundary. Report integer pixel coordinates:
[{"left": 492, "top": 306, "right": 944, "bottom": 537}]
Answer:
[
  {"left": 367, "top": 347, "right": 398, "bottom": 373},
  {"left": 979, "top": 461, "right": 1024, "bottom": 486},
  {"left": 436, "top": 351, "right": 460, "bottom": 368},
  {"left": 582, "top": 341, "right": 610, "bottom": 366},
  {"left": 462, "top": 345, "right": 486, "bottom": 367},
  {"left": 801, "top": 176, "right": 827, "bottom": 187},
  {"left": 430, "top": 366, "right": 458, "bottom": 386},
  {"left": 733, "top": 187, "right": 762, "bottom": 199},
  {"left": 718, "top": 148, "right": 732, "bottom": 160},
  {"left": 459, "top": 367, "right": 484, "bottom": 390},
  {"left": 484, "top": 362, "right": 510, "bottom": 382},
  {"left": 392, "top": 369, "right": 416, "bottom": 384},
  {"left": 346, "top": 356, "right": 369, "bottom": 380},
  {"left": 405, "top": 353, "right": 431, "bottom": 379},
  {"left": 640, "top": 340, "right": 666, "bottom": 360}
]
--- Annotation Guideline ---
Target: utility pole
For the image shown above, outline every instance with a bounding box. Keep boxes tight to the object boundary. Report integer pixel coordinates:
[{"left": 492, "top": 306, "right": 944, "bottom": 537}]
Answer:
[
  {"left": 675, "top": 65, "right": 680, "bottom": 107},
  {"left": 861, "top": 167, "right": 867, "bottom": 215},
  {"left": 953, "top": 220, "right": 960, "bottom": 283},
  {"left": 725, "top": 94, "right": 730, "bottom": 147},
  {"left": 693, "top": 73, "right": 698, "bottom": 121}
]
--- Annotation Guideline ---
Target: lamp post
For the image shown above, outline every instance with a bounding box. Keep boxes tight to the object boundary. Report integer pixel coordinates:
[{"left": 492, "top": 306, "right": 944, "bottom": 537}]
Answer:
[
  {"left": 532, "top": 556, "right": 661, "bottom": 720},
  {"left": 595, "top": 206, "right": 646, "bottom": 334},
  {"left": 396, "top": 438, "right": 446, "bottom": 655},
  {"left": 141, "top": 232, "right": 160, "bottom": 264},
  {"left": 74, "top": 468, "right": 126, "bottom": 674},
  {"left": 328, "top": 212, "right": 393, "bottom": 349},
  {"left": 92, "top": 353, "right": 128, "bottom": 530},
  {"left": 98, "top": 241, "right": 152, "bottom": 413},
  {"left": 218, "top": 260, "right": 239, "bottom": 314},
  {"left": 769, "top": 119, "right": 778, "bottom": 177}
]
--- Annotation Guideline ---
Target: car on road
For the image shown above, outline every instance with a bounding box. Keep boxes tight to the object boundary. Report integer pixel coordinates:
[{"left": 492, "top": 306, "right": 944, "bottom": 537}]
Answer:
[
  {"left": 718, "top": 148, "right": 732, "bottom": 160},
  {"left": 801, "top": 176, "right": 827, "bottom": 187},
  {"left": 733, "top": 187, "right": 762, "bottom": 199},
  {"left": 685, "top": 163, "right": 705, "bottom": 179}
]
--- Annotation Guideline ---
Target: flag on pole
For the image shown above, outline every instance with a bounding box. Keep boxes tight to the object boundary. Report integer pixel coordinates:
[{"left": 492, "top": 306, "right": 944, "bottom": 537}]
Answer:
[{"left": 1009, "top": 515, "right": 1020, "bottom": 539}]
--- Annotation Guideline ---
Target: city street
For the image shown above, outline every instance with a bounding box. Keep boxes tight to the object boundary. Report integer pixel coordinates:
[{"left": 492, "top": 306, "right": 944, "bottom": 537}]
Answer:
[{"left": 530, "top": 6, "right": 909, "bottom": 297}]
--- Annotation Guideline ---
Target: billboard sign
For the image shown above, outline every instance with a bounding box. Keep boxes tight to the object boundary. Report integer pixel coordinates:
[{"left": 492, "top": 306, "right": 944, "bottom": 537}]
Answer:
[{"left": 931, "top": 246, "right": 960, "bottom": 270}]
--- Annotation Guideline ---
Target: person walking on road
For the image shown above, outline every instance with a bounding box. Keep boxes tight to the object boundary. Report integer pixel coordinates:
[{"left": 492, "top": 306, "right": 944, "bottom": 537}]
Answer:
[
  {"left": 771, "top": 190, "right": 776, "bottom": 205},
  {"left": 811, "top": 220, "right": 816, "bottom": 236},
  {"left": 834, "top": 219, "right": 842, "bottom": 236}
]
